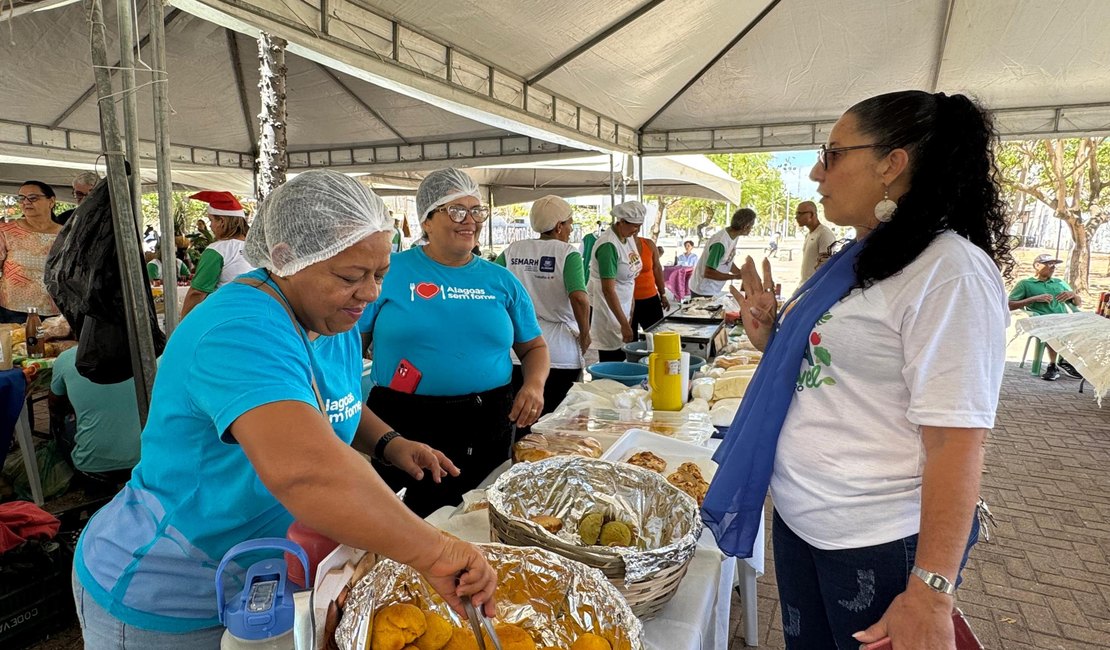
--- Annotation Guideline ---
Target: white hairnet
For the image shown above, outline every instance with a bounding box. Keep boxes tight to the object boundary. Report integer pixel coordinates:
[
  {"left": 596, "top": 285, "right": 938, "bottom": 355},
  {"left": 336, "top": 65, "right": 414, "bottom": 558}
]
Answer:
[
  {"left": 245, "top": 170, "right": 392, "bottom": 276},
  {"left": 611, "top": 200, "right": 647, "bottom": 224},
  {"left": 416, "top": 168, "right": 481, "bottom": 223}
]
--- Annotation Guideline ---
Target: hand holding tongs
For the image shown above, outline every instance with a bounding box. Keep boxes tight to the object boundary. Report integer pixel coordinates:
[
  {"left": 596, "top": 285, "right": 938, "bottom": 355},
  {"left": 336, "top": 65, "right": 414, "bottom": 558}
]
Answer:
[{"left": 462, "top": 594, "right": 502, "bottom": 650}]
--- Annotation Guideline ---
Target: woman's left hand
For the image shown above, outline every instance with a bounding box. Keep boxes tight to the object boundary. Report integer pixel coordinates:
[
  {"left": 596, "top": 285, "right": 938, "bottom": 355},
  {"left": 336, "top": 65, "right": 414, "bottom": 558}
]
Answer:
[
  {"left": 852, "top": 584, "right": 955, "bottom": 650},
  {"left": 509, "top": 383, "right": 544, "bottom": 427},
  {"left": 383, "top": 437, "right": 461, "bottom": 483}
]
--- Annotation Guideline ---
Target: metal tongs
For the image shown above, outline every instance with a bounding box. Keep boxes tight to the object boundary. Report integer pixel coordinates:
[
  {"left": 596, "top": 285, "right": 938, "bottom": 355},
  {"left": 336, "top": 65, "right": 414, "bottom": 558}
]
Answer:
[{"left": 462, "top": 595, "right": 502, "bottom": 650}]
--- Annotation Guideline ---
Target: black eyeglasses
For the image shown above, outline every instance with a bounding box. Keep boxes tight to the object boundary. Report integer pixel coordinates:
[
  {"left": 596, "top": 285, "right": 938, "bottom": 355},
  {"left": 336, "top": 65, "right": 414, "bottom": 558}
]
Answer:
[
  {"left": 818, "top": 143, "right": 891, "bottom": 170},
  {"left": 437, "top": 204, "right": 490, "bottom": 223},
  {"left": 73, "top": 190, "right": 89, "bottom": 201},
  {"left": 16, "top": 194, "right": 47, "bottom": 203}
]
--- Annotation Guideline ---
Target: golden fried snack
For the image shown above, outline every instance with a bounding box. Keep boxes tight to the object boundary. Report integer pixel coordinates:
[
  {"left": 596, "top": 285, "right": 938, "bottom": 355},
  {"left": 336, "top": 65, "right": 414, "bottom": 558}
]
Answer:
[
  {"left": 625, "top": 451, "right": 666, "bottom": 473},
  {"left": 371, "top": 603, "right": 427, "bottom": 650},
  {"left": 514, "top": 447, "right": 555, "bottom": 463},
  {"left": 528, "top": 515, "right": 564, "bottom": 533},
  {"left": 674, "top": 462, "right": 703, "bottom": 481},
  {"left": 441, "top": 627, "right": 479, "bottom": 650},
  {"left": 599, "top": 521, "right": 633, "bottom": 547},
  {"left": 577, "top": 512, "right": 605, "bottom": 545},
  {"left": 667, "top": 467, "right": 709, "bottom": 506},
  {"left": 413, "top": 611, "right": 453, "bottom": 650},
  {"left": 484, "top": 623, "right": 537, "bottom": 650},
  {"left": 571, "top": 633, "right": 613, "bottom": 650}
]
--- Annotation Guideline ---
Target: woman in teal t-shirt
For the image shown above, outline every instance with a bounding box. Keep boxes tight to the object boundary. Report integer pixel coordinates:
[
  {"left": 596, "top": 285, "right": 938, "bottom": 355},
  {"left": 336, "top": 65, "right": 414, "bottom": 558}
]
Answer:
[
  {"left": 73, "top": 171, "right": 498, "bottom": 646},
  {"left": 361, "top": 168, "right": 548, "bottom": 518}
]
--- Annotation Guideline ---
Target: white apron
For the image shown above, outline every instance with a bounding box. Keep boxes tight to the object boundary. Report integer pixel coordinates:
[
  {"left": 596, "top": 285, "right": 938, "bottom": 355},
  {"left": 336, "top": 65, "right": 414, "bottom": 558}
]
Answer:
[
  {"left": 587, "top": 228, "right": 642, "bottom": 351},
  {"left": 503, "top": 238, "right": 584, "bottom": 369}
]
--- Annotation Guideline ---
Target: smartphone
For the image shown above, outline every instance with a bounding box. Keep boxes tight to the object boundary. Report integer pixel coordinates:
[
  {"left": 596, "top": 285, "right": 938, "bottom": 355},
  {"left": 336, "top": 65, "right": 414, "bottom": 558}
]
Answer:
[{"left": 389, "top": 359, "right": 422, "bottom": 394}]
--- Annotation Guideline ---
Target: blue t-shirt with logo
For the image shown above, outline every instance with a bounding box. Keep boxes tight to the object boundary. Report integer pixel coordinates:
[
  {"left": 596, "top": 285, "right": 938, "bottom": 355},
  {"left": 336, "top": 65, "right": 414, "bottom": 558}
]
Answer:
[
  {"left": 360, "top": 247, "right": 541, "bottom": 396},
  {"left": 74, "top": 269, "right": 363, "bottom": 632}
]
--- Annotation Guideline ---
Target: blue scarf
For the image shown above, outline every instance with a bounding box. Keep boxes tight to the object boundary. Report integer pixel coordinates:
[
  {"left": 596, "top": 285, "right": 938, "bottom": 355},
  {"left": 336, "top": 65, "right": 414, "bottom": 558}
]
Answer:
[{"left": 702, "top": 241, "right": 862, "bottom": 557}]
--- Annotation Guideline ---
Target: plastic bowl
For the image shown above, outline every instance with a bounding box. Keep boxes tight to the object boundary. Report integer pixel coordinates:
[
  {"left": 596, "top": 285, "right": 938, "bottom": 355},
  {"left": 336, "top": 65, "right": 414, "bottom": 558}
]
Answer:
[
  {"left": 638, "top": 354, "right": 707, "bottom": 378},
  {"left": 622, "top": 340, "right": 652, "bottom": 363},
  {"left": 587, "top": 361, "right": 649, "bottom": 387}
]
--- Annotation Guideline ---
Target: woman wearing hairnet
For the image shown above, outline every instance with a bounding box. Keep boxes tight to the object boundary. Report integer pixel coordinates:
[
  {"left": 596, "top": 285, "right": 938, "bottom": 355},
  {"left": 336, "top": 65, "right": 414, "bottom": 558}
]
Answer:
[
  {"left": 360, "top": 168, "right": 548, "bottom": 518},
  {"left": 71, "top": 171, "right": 498, "bottom": 647},
  {"left": 588, "top": 201, "right": 645, "bottom": 361}
]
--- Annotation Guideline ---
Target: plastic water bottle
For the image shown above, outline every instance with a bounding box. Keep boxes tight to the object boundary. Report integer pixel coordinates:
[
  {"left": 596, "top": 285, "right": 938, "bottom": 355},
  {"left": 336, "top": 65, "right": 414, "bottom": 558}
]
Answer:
[{"left": 216, "top": 539, "right": 308, "bottom": 650}]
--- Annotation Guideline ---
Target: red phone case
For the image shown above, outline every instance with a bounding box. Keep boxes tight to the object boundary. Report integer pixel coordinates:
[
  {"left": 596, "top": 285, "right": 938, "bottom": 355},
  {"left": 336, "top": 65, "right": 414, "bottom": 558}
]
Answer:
[
  {"left": 389, "top": 359, "right": 422, "bottom": 394},
  {"left": 862, "top": 608, "right": 982, "bottom": 650}
]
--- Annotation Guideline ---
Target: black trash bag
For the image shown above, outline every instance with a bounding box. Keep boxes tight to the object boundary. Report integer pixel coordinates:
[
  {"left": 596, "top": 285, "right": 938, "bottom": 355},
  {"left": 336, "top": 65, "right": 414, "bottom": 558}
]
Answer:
[{"left": 44, "top": 178, "right": 165, "bottom": 383}]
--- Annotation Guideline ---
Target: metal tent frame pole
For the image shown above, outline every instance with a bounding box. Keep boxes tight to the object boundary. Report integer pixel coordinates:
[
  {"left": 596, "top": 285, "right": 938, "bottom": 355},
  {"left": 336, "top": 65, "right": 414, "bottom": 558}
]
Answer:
[
  {"left": 115, "top": 0, "right": 144, "bottom": 227},
  {"left": 90, "top": 0, "right": 158, "bottom": 424},
  {"left": 150, "top": 0, "right": 179, "bottom": 334}
]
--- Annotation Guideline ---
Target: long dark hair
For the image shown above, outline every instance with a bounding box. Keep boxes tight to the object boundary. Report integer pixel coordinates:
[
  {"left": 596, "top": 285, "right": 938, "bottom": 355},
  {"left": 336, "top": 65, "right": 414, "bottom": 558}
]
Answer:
[{"left": 848, "top": 91, "right": 1014, "bottom": 288}]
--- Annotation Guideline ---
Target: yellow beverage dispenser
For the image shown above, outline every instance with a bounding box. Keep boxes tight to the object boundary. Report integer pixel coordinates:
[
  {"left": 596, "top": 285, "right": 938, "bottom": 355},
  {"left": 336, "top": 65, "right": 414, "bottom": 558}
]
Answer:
[{"left": 649, "top": 332, "right": 686, "bottom": 411}]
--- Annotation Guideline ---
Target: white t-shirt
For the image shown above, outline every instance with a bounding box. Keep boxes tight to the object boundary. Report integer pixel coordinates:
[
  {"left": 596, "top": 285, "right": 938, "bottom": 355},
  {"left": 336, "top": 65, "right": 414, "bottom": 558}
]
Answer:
[
  {"left": 800, "top": 223, "right": 837, "bottom": 283},
  {"left": 689, "top": 229, "right": 738, "bottom": 296},
  {"left": 204, "top": 239, "right": 255, "bottom": 289},
  {"left": 502, "top": 238, "right": 584, "bottom": 369},
  {"left": 771, "top": 232, "right": 1009, "bottom": 550}
]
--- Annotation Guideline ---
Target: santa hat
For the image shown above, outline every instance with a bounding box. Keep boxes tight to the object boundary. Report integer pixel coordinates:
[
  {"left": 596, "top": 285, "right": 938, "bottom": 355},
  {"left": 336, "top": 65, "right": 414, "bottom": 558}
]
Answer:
[{"left": 189, "top": 191, "right": 245, "bottom": 217}]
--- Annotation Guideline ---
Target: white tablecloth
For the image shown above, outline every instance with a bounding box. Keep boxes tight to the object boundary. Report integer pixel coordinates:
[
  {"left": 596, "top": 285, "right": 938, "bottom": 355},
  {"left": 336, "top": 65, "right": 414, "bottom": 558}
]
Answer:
[{"left": 1015, "top": 312, "right": 1110, "bottom": 403}]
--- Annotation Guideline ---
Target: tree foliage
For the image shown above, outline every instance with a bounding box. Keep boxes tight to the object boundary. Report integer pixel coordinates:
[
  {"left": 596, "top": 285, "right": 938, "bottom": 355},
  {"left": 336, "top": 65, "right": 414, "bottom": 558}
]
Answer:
[
  {"left": 997, "top": 138, "right": 1110, "bottom": 292},
  {"left": 649, "top": 153, "right": 798, "bottom": 240}
]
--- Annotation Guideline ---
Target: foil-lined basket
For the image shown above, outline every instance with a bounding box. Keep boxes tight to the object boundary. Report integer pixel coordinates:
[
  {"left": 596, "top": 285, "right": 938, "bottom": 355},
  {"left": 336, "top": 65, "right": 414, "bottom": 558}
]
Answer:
[
  {"left": 487, "top": 456, "right": 702, "bottom": 618},
  {"left": 334, "top": 543, "right": 643, "bottom": 650}
]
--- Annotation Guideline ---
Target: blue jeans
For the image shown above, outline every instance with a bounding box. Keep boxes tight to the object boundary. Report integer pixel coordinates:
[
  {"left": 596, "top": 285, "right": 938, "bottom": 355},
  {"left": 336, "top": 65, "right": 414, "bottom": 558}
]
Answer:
[
  {"left": 772, "top": 509, "right": 979, "bottom": 650},
  {"left": 72, "top": 566, "right": 225, "bottom": 649}
]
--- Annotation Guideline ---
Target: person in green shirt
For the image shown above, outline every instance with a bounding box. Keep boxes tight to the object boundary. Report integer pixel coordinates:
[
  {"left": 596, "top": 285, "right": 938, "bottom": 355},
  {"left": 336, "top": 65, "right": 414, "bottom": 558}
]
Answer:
[
  {"left": 580, "top": 220, "right": 603, "bottom": 282},
  {"left": 146, "top": 245, "right": 190, "bottom": 283},
  {"left": 1008, "top": 253, "right": 1083, "bottom": 380}
]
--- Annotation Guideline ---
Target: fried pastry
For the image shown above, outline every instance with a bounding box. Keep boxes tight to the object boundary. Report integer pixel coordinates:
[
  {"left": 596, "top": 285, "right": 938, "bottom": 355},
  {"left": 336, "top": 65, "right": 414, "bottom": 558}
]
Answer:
[
  {"left": 528, "top": 515, "right": 564, "bottom": 533},
  {"left": 571, "top": 633, "right": 613, "bottom": 650},
  {"left": 667, "top": 464, "right": 709, "bottom": 506},
  {"left": 413, "top": 611, "right": 452, "bottom": 650},
  {"left": 625, "top": 451, "right": 666, "bottom": 473},
  {"left": 371, "top": 603, "right": 427, "bottom": 650},
  {"left": 484, "top": 623, "right": 537, "bottom": 650},
  {"left": 441, "top": 627, "right": 479, "bottom": 650}
]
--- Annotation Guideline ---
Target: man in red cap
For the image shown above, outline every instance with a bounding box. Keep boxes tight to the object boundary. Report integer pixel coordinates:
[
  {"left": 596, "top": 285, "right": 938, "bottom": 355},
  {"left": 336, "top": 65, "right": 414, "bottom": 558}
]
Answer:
[{"left": 180, "top": 191, "right": 256, "bottom": 318}]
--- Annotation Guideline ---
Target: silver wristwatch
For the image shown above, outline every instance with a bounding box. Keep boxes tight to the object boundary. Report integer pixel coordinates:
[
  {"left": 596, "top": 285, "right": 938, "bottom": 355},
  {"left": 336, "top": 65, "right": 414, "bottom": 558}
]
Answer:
[{"left": 911, "top": 566, "right": 957, "bottom": 595}]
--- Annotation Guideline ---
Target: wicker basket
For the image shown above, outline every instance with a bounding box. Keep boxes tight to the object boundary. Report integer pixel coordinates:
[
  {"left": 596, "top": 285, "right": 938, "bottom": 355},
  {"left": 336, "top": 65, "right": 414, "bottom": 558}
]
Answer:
[{"left": 487, "top": 457, "right": 701, "bottom": 619}]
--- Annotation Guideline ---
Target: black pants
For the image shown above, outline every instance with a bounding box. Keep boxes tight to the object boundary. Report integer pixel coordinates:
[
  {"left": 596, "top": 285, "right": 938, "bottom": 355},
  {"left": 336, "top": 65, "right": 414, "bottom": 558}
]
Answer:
[
  {"left": 632, "top": 294, "right": 664, "bottom": 334},
  {"left": 367, "top": 384, "right": 514, "bottom": 518},
  {"left": 510, "top": 365, "right": 581, "bottom": 440}
]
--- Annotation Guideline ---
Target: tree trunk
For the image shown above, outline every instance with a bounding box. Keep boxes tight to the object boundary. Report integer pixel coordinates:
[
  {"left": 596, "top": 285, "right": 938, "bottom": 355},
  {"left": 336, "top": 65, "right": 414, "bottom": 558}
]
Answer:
[
  {"left": 651, "top": 197, "right": 664, "bottom": 241},
  {"left": 256, "top": 32, "right": 288, "bottom": 201},
  {"left": 1066, "top": 216, "right": 1089, "bottom": 293}
]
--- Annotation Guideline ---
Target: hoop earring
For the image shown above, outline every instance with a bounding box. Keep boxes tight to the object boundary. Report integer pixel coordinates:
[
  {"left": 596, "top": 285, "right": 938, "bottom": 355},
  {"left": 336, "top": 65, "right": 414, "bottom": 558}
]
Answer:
[{"left": 875, "top": 187, "right": 897, "bottom": 223}]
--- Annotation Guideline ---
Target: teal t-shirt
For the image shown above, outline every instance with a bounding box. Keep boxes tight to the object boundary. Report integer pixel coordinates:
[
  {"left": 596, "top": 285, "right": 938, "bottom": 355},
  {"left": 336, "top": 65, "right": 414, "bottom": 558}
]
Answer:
[
  {"left": 74, "top": 269, "right": 364, "bottom": 632},
  {"left": 360, "top": 247, "right": 541, "bottom": 396},
  {"left": 1007, "top": 276, "right": 1079, "bottom": 316},
  {"left": 50, "top": 347, "right": 142, "bottom": 473}
]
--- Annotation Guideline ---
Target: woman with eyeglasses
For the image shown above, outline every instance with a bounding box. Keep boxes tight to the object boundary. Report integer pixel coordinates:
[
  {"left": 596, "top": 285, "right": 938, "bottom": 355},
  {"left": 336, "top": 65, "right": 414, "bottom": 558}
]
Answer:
[
  {"left": 360, "top": 168, "right": 548, "bottom": 517},
  {"left": 705, "top": 91, "right": 1012, "bottom": 649},
  {"left": 0, "top": 180, "right": 63, "bottom": 323}
]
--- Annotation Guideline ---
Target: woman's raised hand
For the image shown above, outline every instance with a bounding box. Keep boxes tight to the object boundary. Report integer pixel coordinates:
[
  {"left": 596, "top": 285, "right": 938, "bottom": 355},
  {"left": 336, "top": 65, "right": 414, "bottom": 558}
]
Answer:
[{"left": 730, "top": 256, "right": 777, "bottom": 352}]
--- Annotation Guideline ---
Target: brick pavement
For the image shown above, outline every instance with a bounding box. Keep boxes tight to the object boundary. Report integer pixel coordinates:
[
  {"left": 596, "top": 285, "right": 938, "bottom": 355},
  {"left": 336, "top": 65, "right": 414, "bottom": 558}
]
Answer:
[{"left": 727, "top": 362, "right": 1110, "bottom": 649}]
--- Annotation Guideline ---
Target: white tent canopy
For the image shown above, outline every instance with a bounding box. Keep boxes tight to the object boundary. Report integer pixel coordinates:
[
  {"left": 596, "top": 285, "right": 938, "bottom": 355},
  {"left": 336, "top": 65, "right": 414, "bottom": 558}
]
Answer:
[
  {"left": 175, "top": 0, "right": 1110, "bottom": 157},
  {"left": 3, "top": 0, "right": 1109, "bottom": 195},
  {"left": 358, "top": 153, "right": 741, "bottom": 205}
]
